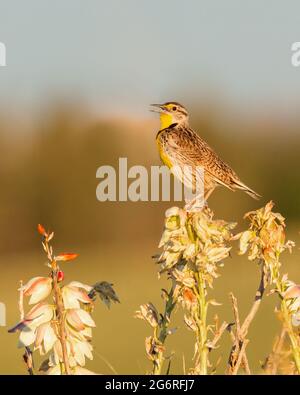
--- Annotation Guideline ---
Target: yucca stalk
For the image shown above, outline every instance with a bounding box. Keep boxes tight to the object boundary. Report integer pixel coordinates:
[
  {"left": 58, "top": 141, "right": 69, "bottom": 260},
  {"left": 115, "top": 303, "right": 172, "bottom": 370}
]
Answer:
[
  {"left": 152, "top": 286, "right": 176, "bottom": 375},
  {"left": 194, "top": 271, "right": 208, "bottom": 374},
  {"left": 42, "top": 230, "right": 71, "bottom": 374},
  {"left": 137, "top": 206, "right": 235, "bottom": 375},
  {"left": 233, "top": 201, "right": 298, "bottom": 374},
  {"left": 135, "top": 284, "right": 177, "bottom": 375}
]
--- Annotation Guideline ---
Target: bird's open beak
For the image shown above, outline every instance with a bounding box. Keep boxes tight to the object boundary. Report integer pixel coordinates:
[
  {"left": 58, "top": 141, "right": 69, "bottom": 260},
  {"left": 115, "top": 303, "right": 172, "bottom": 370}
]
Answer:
[{"left": 149, "top": 103, "right": 165, "bottom": 113}]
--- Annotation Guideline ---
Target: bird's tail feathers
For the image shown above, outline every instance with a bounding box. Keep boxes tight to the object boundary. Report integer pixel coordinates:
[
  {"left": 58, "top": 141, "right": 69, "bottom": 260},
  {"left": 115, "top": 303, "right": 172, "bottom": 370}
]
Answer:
[{"left": 232, "top": 179, "right": 261, "bottom": 200}]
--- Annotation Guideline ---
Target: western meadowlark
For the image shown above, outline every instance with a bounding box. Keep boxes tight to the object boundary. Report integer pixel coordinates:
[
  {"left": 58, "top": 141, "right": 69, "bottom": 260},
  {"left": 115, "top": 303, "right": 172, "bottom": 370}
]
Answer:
[{"left": 151, "top": 101, "right": 260, "bottom": 207}]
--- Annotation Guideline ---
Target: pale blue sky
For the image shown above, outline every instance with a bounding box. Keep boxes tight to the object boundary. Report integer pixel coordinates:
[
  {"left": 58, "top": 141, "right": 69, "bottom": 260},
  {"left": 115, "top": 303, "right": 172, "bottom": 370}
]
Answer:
[{"left": 0, "top": 0, "right": 300, "bottom": 117}]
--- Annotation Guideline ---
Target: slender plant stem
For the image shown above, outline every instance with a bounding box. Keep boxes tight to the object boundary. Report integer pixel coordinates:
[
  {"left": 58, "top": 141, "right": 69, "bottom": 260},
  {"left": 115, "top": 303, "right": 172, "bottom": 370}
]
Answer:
[
  {"left": 195, "top": 272, "right": 208, "bottom": 375},
  {"left": 231, "top": 340, "right": 249, "bottom": 375},
  {"left": 227, "top": 262, "right": 265, "bottom": 374},
  {"left": 52, "top": 262, "right": 71, "bottom": 375},
  {"left": 152, "top": 287, "right": 176, "bottom": 375},
  {"left": 241, "top": 262, "right": 265, "bottom": 337},
  {"left": 44, "top": 238, "right": 71, "bottom": 375},
  {"left": 187, "top": 215, "right": 208, "bottom": 374},
  {"left": 209, "top": 321, "right": 229, "bottom": 351}
]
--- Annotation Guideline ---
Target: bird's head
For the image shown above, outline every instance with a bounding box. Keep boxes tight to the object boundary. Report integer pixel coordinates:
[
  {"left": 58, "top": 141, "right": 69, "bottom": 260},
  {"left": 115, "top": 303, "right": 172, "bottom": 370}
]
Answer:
[{"left": 150, "top": 101, "right": 189, "bottom": 129}]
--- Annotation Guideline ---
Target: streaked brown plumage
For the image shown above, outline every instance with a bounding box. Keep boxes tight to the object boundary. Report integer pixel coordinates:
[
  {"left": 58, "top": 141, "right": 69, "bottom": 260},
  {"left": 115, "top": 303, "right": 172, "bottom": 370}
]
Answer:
[{"left": 151, "top": 101, "right": 260, "bottom": 201}]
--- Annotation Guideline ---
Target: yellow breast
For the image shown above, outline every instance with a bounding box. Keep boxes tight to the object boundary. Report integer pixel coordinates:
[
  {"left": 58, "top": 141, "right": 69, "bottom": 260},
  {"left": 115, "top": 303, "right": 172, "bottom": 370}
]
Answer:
[
  {"left": 156, "top": 134, "right": 173, "bottom": 169},
  {"left": 156, "top": 113, "right": 174, "bottom": 169}
]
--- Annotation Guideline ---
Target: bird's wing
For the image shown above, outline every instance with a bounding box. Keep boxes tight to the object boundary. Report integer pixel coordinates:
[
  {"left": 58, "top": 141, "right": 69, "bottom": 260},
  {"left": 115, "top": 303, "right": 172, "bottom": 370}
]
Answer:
[{"left": 164, "top": 128, "right": 237, "bottom": 190}]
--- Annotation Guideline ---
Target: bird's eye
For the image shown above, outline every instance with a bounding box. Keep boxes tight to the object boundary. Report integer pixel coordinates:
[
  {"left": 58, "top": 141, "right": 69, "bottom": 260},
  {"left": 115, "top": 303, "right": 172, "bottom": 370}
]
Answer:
[{"left": 172, "top": 106, "right": 177, "bottom": 111}]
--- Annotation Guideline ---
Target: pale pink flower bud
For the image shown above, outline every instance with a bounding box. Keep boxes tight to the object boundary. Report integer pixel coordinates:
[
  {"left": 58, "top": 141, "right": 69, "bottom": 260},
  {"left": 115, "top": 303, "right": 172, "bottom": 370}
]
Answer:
[
  {"left": 9, "top": 303, "right": 54, "bottom": 334},
  {"left": 17, "top": 304, "right": 54, "bottom": 348},
  {"left": 284, "top": 284, "right": 300, "bottom": 300},
  {"left": 34, "top": 322, "right": 57, "bottom": 354},
  {"left": 70, "top": 339, "right": 93, "bottom": 366},
  {"left": 22, "top": 276, "right": 53, "bottom": 304},
  {"left": 66, "top": 309, "right": 96, "bottom": 331},
  {"left": 62, "top": 284, "right": 92, "bottom": 309},
  {"left": 55, "top": 253, "right": 78, "bottom": 262},
  {"left": 25, "top": 303, "right": 54, "bottom": 325},
  {"left": 68, "top": 281, "right": 93, "bottom": 292}
]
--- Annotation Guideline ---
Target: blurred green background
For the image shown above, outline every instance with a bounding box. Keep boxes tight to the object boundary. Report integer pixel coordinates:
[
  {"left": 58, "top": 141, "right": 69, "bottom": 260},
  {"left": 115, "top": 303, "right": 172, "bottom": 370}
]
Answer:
[{"left": 1, "top": 0, "right": 300, "bottom": 374}]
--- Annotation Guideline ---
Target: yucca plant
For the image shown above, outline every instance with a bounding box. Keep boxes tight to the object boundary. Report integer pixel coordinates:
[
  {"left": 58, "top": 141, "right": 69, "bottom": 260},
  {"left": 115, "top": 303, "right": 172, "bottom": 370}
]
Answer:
[
  {"left": 136, "top": 206, "right": 234, "bottom": 374},
  {"left": 9, "top": 224, "right": 119, "bottom": 375}
]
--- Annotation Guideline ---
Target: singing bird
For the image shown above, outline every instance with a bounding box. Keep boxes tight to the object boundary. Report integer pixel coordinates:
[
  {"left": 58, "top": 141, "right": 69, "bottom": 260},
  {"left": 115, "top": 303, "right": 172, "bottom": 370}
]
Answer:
[{"left": 151, "top": 102, "right": 260, "bottom": 206}]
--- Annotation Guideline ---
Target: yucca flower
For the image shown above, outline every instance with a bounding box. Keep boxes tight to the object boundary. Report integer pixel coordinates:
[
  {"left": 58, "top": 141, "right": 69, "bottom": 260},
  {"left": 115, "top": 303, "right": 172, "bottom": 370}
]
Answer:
[
  {"left": 135, "top": 303, "right": 159, "bottom": 328},
  {"left": 235, "top": 201, "right": 294, "bottom": 284},
  {"left": 69, "top": 339, "right": 93, "bottom": 367},
  {"left": 62, "top": 282, "right": 93, "bottom": 309},
  {"left": 283, "top": 282, "right": 300, "bottom": 326},
  {"left": 22, "top": 276, "right": 52, "bottom": 304},
  {"left": 34, "top": 321, "right": 58, "bottom": 354},
  {"left": 66, "top": 309, "right": 96, "bottom": 331},
  {"left": 9, "top": 303, "right": 55, "bottom": 349},
  {"left": 9, "top": 302, "right": 54, "bottom": 334}
]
